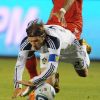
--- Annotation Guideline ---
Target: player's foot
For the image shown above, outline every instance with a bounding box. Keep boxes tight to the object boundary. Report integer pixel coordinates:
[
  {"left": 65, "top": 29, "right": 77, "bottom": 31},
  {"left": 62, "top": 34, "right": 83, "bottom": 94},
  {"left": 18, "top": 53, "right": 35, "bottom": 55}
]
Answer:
[
  {"left": 54, "top": 72, "right": 60, "bottom": 93},
  {"left": 79, "top": 39, "right": 91, "bottom": 54}
]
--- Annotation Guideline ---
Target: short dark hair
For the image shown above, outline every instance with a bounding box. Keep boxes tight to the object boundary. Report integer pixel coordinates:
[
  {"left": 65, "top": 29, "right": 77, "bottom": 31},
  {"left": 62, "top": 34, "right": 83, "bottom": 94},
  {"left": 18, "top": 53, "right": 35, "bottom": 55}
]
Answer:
[{"left": 26, "top": 19, "right": 46, "bottom": 37}]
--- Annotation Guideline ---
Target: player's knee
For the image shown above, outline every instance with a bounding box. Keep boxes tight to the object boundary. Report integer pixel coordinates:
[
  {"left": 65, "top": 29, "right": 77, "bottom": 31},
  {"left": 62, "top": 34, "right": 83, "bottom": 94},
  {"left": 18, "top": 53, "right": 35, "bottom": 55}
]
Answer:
[
  {"left": 75, "top": 68, "right": 88, "bottom": 77},
  {"left": 78, "top": 72, "right": 88, "bottom": 77}
]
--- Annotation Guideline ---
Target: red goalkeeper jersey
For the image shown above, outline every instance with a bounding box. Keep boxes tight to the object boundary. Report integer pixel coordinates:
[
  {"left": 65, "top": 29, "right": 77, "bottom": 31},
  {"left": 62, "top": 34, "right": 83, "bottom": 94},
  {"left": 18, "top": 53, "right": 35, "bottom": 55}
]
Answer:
[{"left": 47, "top": 0, "right": 83, "bottom": 40}]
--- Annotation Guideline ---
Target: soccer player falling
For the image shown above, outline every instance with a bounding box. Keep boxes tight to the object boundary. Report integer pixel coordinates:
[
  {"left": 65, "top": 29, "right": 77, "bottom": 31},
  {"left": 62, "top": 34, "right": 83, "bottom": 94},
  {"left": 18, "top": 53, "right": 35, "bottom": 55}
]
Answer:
[{"left": 12, "top": 0, "right": 91, "bottom": 99}]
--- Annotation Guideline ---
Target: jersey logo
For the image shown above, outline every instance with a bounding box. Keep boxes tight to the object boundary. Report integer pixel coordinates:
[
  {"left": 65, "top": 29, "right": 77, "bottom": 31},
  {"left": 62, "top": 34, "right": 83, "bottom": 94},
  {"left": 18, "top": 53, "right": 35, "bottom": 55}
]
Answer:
[{"left": 42, "top": 57, "right": 48, "bottom": 64}]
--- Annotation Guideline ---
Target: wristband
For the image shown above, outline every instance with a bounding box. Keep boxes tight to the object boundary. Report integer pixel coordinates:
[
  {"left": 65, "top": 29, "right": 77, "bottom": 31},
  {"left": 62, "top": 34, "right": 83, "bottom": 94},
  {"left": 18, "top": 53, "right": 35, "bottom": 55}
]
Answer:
[{"left": 60, "top": 8, "right": 66, "bottom": 14}]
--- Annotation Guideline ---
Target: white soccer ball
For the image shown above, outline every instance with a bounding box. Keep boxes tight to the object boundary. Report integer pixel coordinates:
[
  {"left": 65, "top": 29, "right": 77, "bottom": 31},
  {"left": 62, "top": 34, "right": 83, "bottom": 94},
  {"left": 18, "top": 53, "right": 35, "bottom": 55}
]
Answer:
[{"left": 35, "top": 83, "right": 56, "bottom": 100}]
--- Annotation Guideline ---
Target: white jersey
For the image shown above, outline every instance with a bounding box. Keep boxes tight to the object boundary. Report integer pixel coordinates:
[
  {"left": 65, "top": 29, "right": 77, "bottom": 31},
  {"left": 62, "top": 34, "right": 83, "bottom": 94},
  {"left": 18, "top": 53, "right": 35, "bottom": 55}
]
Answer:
[
  {"left": 44, "top": 25, "right": 76, "bottom": 49},
  {"left": 14, "top": 25, "right": 90, "bottom": 88}
]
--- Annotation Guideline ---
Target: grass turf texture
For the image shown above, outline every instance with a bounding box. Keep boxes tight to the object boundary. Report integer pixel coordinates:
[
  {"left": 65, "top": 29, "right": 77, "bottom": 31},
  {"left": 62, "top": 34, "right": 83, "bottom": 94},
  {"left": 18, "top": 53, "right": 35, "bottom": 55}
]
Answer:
[{"left": 0, "top": 58, "right": 100, "bottom": 100}]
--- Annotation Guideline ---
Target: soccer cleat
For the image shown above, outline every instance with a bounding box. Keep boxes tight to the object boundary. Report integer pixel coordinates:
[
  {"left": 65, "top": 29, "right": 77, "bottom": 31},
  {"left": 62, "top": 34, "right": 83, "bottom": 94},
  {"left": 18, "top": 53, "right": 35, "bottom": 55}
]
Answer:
[
  {"left": 79, "top": 39, "right": 92, "bottom": 54},
  {"left": 53, "top": 72, "right": 60, "bottom": 93}
]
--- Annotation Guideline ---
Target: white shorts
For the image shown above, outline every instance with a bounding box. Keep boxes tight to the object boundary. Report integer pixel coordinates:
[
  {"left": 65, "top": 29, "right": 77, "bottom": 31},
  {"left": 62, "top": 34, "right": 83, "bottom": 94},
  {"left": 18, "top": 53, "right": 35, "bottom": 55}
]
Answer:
[{"left": 60, "top": 39, "right": 90, "bottom": 70}]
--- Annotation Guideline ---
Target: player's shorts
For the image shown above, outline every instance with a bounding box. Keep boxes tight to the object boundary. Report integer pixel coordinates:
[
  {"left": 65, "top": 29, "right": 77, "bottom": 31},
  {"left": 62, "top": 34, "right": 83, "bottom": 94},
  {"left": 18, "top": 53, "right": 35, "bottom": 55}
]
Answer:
[{"left": 60, "top": 39, "right": 90, "bottom": 70}]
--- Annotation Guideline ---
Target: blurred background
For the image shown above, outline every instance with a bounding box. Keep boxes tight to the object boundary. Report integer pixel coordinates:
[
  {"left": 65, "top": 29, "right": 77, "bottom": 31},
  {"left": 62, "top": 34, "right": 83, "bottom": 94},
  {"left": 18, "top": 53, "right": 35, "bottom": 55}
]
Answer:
[
  {"left": 0, "top": 0, "right": 100, "bottom": 60},
  {"left": 0, "top": 0, "right": 100, "bottom": 100}
]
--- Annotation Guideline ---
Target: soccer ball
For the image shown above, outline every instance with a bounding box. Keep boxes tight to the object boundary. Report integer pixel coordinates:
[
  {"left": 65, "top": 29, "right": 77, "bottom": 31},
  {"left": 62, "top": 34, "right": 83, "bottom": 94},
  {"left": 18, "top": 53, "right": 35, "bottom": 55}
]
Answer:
[{"left": 35, "top": 83, "right": 56, "bottom": 100}]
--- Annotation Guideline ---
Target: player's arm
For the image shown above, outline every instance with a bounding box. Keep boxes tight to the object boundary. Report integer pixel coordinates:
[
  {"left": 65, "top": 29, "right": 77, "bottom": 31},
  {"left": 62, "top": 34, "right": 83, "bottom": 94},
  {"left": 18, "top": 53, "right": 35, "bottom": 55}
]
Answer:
[
  {"left": 14, "top": 50, "right": 29, "bottom": 88},
  {"left": 53, "top": 0, "right": 75, "bottom": 27},
  {"left": 61, "top": 0, "right": 75, "bottom": 13},
  {"left": 31, "top": 35, "right": 61, "bottom": 86},
  {"left": 30, "top": 49, "right": 60, "bottom": 86},
  {"left": 17, "top": 53, "right": 59, "bottom": 97},
  {"left": 12, "top": 50, "right": 29, "bottom": 98},
  {"left": 59, "top": 0, "right": 75, "bottom": 26},
  {"left": 14, "top": 36, "right": 32, "bottom": 88}
]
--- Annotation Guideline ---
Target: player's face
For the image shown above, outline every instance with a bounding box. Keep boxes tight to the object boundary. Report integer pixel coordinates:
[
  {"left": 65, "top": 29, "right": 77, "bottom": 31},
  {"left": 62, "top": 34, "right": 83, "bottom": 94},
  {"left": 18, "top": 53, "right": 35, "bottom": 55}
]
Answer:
[{"left": 28, "top": 36, "right": 44, "bottom": 50}]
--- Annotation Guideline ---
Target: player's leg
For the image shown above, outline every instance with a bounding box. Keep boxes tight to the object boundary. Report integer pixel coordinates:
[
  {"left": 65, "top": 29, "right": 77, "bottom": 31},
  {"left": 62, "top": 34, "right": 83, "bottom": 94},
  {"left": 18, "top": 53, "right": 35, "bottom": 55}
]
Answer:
[
  {"left": 76, "top": 39, "right": 91, "bottom": 77},
  {"left": 73, "top": 56, "right": 89, "bottom": 77},
  {"left": 26, "top": 51, "right": 38, "bottom": 78},
  {"left": 25, "top": 51, "right": 38, "bottom": 100},
  {"left": 60, "top": 39, "right": 90, "bottom": 77},
  {"left": 73, "top": 39, "right": 90, "bottom": 77},
  {"left": 75, "top": 67, "right": 88, "bottom": 77},
  {"left": 74, "top": 39, "right": 91, "bottom": 77}
]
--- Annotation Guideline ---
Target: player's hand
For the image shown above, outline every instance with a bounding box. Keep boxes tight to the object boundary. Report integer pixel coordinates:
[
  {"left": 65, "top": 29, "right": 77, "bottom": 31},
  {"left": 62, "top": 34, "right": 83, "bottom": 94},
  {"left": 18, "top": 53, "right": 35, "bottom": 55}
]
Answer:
[
  {"left": 16, "top": 80, "right": 35, "bottom": 97},
  {"left": 58, "top": 10, "right": 67, "bottom": 27},
  {"left": 20, "top": 86, "right": 35, "bottom": 97},
  {"left": 12, "top": 88, "right": 22, "bottom": 99},
  {"left": 52, "top": 11, "right": 67, "bottom": 27}
]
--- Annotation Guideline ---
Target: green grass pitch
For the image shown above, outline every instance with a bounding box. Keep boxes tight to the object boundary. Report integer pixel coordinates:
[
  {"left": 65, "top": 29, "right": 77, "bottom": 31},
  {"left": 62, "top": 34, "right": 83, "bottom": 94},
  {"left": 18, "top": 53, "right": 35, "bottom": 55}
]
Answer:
[{"left": 0, "top": 58, "right": 100, "bottom": 100}]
